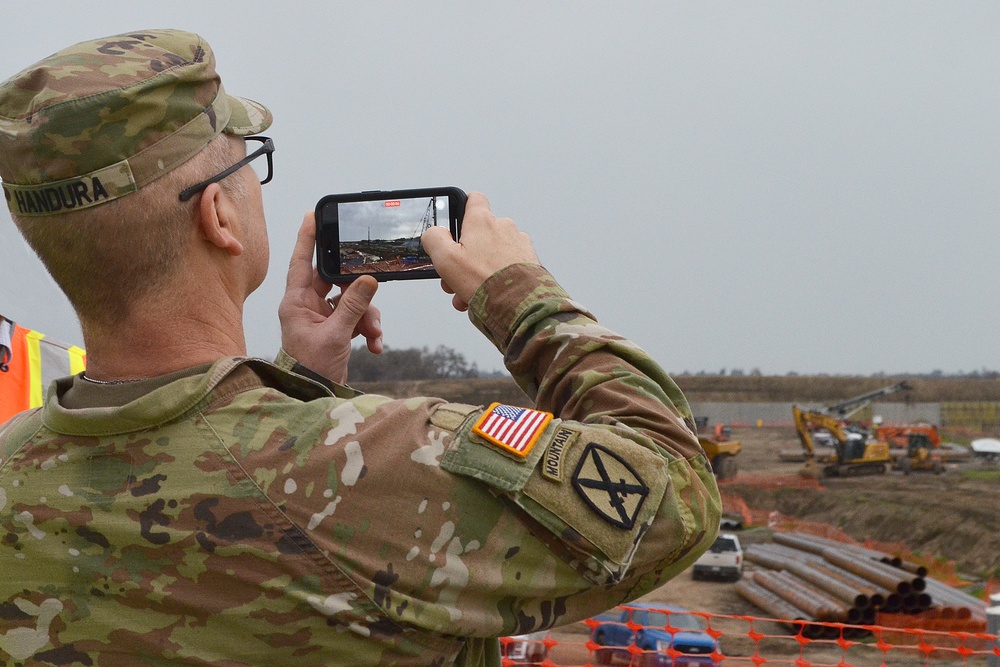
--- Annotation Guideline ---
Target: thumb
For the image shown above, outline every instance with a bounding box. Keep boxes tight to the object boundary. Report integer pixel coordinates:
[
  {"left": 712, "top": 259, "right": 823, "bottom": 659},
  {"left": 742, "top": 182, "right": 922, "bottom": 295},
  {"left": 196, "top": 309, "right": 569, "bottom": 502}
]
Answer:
[
  {"left": 421, "top": 226, "right": 456, "bottom": 262},
  {"left": 332, "top": 275, "right": 378, "bottom": 329}
]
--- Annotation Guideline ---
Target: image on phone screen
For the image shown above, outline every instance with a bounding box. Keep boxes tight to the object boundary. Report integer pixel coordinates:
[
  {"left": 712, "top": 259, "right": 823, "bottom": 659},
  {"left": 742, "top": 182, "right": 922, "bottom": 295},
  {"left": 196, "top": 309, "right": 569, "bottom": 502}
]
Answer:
[{"left": 336, "top": 196, "right": 450, "bottom": 276}]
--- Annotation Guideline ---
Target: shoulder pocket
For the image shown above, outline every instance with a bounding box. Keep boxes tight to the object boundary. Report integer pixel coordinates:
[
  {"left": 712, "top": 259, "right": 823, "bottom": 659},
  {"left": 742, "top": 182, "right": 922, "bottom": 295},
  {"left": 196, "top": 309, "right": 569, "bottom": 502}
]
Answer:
[{"left": 437, "top": 404, "right": 669, "bottom": 584}]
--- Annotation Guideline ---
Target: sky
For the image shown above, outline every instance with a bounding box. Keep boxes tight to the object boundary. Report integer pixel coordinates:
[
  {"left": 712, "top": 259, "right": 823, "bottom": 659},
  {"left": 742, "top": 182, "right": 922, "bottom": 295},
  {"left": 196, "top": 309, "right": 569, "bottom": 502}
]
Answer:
[
  {"left": 2, "top": 2, "right": 999, "bottom": 377},
  {"left": 337, "top": 196, "right": 449, "bottom": 241}
]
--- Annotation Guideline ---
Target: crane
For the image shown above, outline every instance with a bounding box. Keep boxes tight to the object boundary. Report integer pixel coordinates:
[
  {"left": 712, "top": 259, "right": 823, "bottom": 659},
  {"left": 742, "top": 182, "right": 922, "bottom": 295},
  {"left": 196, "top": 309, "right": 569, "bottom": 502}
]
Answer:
[{"left": 410, "top": 198, "right": 438, "bottom": 239}]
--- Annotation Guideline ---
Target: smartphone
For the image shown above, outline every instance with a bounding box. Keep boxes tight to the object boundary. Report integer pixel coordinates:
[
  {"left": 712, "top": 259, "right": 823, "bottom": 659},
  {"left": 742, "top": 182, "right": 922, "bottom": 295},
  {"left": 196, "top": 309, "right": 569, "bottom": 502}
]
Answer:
[{"left": 315, "top": 187, "right": 466, "bottom": 283}]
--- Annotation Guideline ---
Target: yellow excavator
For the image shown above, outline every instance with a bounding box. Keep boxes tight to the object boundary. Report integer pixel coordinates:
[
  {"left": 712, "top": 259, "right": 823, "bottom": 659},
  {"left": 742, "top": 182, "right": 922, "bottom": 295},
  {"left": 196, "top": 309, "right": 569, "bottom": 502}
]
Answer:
[{"left": 793, "top": 405, "right": 891, "bottom": 478}]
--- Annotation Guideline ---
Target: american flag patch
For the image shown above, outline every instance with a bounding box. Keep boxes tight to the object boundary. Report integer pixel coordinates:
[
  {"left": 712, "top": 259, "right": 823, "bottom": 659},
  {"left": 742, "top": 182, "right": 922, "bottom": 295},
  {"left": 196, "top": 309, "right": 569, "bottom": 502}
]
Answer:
[{"left": 472, "top": 402, "right": 553, "bottom": 458}]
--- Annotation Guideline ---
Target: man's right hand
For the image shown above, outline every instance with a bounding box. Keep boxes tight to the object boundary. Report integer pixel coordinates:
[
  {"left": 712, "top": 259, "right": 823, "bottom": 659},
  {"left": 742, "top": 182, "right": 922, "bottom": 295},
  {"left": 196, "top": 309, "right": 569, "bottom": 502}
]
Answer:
[
  {"left": 421, "top": 192, "right": 541, "bottom": 311},
  {"left": 278, "top": 212, "right": 383, "bottom": 384}
]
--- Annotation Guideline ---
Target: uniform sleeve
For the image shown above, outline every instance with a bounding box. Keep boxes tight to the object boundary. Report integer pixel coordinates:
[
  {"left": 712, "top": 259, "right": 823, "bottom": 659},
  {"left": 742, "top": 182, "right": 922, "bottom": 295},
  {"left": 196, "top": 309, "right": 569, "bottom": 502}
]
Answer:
[
  {"left": 420, "top": 264, "right": 719, "bottom": 634},
  {"left": 277, "top": 264, "right": 720, "bottom": 640}
]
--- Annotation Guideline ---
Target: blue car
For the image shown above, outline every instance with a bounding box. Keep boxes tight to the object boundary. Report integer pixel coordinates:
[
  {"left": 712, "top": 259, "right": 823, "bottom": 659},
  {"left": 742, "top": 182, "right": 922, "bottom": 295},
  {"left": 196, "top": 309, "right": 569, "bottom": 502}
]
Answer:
[{"left": 591, "top": 603, "right": 718, "bottom": 667}]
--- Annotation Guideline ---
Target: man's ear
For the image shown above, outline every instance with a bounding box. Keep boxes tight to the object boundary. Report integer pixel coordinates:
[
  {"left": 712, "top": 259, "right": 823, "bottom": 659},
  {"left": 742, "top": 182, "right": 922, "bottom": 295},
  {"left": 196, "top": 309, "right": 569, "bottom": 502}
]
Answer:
[{"left": 196, "top": 182, "right": 244, "bottom": 256}]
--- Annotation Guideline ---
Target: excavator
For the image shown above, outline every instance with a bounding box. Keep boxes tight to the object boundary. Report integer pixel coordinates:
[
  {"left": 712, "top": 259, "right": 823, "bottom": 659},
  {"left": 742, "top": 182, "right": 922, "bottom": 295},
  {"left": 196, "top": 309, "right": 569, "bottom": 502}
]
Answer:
[
  {"left": 791, "top": 382, "right": 914, "bottom": 478},
  {"left": 833, "top": 381, "right": 943, "bottom": 474},
  {"left": 793, "top": 405, "right": 892, "bottom": 478}
]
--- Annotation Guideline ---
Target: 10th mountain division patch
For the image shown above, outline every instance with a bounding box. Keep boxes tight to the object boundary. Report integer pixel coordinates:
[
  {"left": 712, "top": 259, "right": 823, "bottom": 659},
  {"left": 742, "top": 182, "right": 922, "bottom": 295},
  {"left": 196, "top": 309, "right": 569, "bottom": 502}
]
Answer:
[{"left": 571, "top": 442, "right": 650, "bottom": 529}]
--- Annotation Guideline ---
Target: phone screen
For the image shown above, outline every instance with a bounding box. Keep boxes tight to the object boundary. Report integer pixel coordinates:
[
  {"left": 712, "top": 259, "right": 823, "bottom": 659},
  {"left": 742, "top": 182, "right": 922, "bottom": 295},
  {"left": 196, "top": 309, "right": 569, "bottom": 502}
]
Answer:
[
  {"left": 333, "top": 195, "right": 448, "bottom": 276},
  {"left": 315, "top": 187, "right": 465, "bottom": 283}
]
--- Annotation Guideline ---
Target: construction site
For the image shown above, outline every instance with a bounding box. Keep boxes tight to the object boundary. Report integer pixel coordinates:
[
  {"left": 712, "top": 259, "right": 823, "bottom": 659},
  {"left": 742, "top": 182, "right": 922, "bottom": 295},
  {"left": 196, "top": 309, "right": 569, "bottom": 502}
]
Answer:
[
  {"left": 353, "top": 375, "right": 1000, "bottom": 665},
  {"left": 489, "top": 412, "right": 1000, "bottom": 665},
  {"left": 337, "top": 197, "right": 440, "bottom": 275},
  {"left": 5, "top": 323, "right": 999, "bottom": 664}
]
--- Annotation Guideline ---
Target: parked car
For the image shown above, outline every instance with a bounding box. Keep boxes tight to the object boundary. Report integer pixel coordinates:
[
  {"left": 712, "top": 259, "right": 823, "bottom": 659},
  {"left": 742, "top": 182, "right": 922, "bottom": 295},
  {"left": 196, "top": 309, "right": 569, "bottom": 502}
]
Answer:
[
  {"left": 691, "top": 533, "right": 743, "bottom": 582},
  {"left": 591, "top": 603, "right": 718, "bottom": 666},
  {"left": 502, "top": 630, "right": 550, "bottom": 665}
]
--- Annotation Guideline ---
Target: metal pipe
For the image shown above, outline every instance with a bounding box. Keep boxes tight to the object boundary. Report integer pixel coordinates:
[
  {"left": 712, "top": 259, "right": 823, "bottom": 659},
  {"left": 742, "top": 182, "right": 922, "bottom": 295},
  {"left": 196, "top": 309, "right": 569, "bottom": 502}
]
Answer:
[
  {"left": 896, "top": 560, "right": 929, "bottom": 577},
  {"left": 821, "top": 548, "right": 913, "bottom": 594},
  {"left": 855, "top": 557, "right": 926, "bottom": 592},
  {"left": 772, "top": 532, "right": 829, "bottom": 555},
  {"left": 770, "top": 571, "right": 853, "bottom": 623},
  {"left": 807, "top": 562, "right": 888, "bottom": 608},
  {"left": 781, "top": 532, "right": 928, "bottom": 579},
  {"left": 745, "top": 546, "right": 871, "bottom": 609},
  {"left": 923, "top": 578, "right": 988, "bottom": 619},
  {"left": 737, "top": 578, "right": 827, "bottom": 640},
  {"left": 752, "top": 543, "right": 898, "bottom": 612},
  {"left": 736, "top": 579, "right": 816, "bottom": 628},
  {"left": 753, "top": 571, "right": 836, "bottom": 621},
  {"left": 778, "top": 532, "right": 887, "bottom": 562}
]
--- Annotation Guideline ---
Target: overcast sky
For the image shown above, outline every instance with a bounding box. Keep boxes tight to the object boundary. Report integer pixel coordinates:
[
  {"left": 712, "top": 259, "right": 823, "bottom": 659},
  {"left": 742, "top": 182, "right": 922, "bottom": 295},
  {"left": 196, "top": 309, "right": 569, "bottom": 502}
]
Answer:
[
  {"left": 2, "top": 2, "right": 998, "bottom": 376},
  {"left": 337, "top": 196, "right": 446, "bottom": 241}
]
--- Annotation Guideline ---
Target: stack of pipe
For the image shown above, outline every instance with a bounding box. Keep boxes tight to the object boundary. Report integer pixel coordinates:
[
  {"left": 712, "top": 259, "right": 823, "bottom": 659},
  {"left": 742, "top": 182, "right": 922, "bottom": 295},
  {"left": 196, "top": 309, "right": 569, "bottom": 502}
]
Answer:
[
  {"left": 736, "top": 531, "right": 988, "bottom": 635},
  {"left": 922, "top": 578, "right": 988, "bottom": 624},
  {"left": 735, "top": 578, "right": 827, "bottom": 638}
]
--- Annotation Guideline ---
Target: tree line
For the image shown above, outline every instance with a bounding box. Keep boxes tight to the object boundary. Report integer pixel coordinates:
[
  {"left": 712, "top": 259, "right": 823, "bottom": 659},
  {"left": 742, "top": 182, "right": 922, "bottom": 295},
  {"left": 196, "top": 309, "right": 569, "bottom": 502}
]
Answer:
[{"left": 348, "top": 345, "right": 491, "bottom": 381}]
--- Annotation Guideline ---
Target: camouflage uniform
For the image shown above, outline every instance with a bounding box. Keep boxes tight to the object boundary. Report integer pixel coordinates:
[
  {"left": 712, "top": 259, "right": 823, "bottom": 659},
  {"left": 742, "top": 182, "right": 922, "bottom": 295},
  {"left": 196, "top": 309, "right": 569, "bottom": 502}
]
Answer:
[
  {"left": 0, "top": 263, "right": 720, "bottom": 665},
  {"left": 0, "top": 30, "right": 720, "bottom": 666}
]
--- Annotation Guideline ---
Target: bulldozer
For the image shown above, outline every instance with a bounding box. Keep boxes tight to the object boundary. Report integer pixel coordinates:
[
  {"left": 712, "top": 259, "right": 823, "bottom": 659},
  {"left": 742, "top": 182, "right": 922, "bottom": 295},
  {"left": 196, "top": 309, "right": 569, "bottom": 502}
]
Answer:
[
  {"left": 877, "top": 424, "right": 944, "bottom": 474},
  {"left": 696, "top": 421, "right": 742, "bottom": 480},
  {"left": 793, "top": 405, "right": 891, "bottom": 478}
]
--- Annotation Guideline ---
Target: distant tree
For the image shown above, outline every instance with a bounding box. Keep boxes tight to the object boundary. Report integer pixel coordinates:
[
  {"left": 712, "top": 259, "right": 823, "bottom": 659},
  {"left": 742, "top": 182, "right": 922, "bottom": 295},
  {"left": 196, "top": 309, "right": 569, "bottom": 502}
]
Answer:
[
  {"left": 348, "top": 344, "right": 480, "bottom": 381},
  {"left": 425, "top": 346, "right": 480, "bottom": 379}
]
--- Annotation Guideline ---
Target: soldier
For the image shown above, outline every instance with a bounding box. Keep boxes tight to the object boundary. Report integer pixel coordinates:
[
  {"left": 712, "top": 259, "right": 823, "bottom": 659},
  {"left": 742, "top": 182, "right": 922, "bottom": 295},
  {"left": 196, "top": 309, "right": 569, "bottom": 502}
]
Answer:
[{"left": 0, "top": 30, "right": 720, "bottom": 666}]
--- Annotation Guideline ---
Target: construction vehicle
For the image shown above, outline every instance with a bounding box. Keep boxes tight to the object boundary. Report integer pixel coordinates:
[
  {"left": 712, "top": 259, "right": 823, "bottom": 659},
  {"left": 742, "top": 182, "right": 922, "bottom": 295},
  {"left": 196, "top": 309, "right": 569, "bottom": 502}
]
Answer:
[
  {"left": 694, "top": 417, "right": 742, "bottom": 480},
  {"left": 877, "top": 424, "right": 944, "bottom": 474},
  {"left": 700, "top": 436, "right": 742, "bottom": 480},
  {"left": 793, "top": 405, "right": 891, "bottom": 478}
]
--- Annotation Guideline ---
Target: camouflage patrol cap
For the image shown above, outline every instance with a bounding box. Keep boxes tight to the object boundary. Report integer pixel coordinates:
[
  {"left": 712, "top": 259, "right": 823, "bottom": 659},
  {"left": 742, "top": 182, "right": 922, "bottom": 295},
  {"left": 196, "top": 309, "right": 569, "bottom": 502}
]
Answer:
[{"left": 0, "top": 29, "right": 272, "bottom": 217}]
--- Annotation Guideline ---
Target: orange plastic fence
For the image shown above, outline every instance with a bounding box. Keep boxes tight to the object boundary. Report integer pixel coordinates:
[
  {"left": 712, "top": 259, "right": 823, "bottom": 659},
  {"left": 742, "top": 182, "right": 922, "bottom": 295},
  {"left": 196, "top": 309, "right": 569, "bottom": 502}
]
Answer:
[{"left": 500, "top": 607, "right": 1000, "bottom": 666}]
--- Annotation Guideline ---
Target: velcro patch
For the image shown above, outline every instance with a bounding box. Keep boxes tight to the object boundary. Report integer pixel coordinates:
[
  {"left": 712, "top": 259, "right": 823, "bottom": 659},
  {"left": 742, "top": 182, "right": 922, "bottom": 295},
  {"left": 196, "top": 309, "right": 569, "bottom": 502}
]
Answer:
[
  {"left": 472, "top": 403, "right": 553, "bottom": 458},
  {"left": 571, "top": 442, "right": 650, "bottom": 529}
]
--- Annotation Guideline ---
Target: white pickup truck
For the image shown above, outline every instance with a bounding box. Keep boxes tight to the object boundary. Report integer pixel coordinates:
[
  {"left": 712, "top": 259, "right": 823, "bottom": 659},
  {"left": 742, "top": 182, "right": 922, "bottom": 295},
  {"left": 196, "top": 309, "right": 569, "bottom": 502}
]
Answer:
[{"left": 691, "top": 533, "right": 743, "bottom": 581}]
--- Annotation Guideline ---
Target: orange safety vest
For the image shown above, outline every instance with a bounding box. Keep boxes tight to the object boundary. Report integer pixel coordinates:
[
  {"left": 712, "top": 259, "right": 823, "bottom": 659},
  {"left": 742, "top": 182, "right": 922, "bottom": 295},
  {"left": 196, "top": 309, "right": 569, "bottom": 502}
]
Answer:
[{"left": 0, "top": 316, "right": 86, "bottom": 424}]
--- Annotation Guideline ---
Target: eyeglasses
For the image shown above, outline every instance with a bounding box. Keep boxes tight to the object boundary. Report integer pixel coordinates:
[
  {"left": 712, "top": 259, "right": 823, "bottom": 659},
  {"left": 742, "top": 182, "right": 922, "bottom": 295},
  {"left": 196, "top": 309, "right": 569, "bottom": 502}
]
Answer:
[{"left": 178, "top": 136, "right": 274, "bottom": 202}]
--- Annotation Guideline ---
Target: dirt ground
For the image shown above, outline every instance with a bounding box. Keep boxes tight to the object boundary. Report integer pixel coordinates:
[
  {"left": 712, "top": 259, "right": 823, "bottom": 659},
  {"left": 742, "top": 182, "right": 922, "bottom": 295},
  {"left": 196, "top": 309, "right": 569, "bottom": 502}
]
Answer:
[
  {"left": 539, "top": 426, "right": 1000, "bottom": 666},
  {"left": 721, "top": 426, "right": 1000, "bottom": 576}
]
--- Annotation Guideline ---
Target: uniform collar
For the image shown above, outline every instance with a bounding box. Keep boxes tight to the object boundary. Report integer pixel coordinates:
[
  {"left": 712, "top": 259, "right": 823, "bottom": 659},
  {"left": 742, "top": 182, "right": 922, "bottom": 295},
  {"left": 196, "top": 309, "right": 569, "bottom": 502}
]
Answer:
[{"left": 42, "top": 356, "right": 336, "bottom": 437}]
